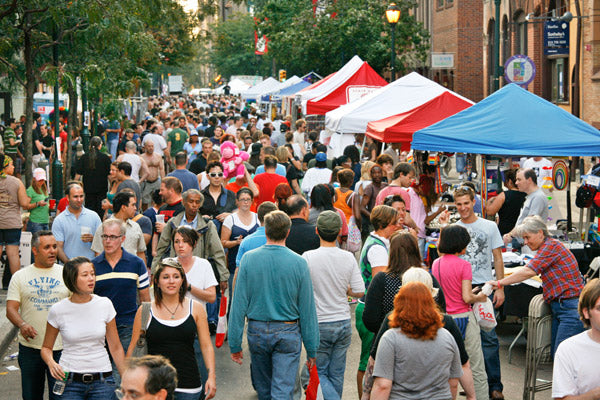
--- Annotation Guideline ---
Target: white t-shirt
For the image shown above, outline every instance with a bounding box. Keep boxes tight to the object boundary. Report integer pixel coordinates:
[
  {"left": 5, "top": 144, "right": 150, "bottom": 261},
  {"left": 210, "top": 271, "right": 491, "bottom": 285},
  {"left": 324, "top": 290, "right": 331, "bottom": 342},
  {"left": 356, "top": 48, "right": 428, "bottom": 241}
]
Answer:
[
  {"left": 223, "top": 213, "right": 259, "bottom": 231},
  {"left": 301, "top": 167, "right": 332, "bottom": 196},
  {"left": 142, "top": 133, "right": 168, "bottom": 155},
  {"left": 47, "top": 295, "right": 116, "bottom": 373},
  {"left": 7, "top": 264, "right": 70, "bottom": 349},
  {"left": 184, "top": 257, "right": 218, "bottom": 307},
  {"left": 522, "top": 157, "right": 553, "bottom": 183},
  {"left": 119, "top": 154, "right": 142, "bottom": 182},
  {"left": 552, "top": 330, "right": 600, "bottom": 398},
  {"left": 367, "top": 233, "right": 390, "bottom": 269},
  {"left": 303, "top": 247, "right": 365, "bottom": 323},
  {"left": 456, "top": 218, "right": 503, "bottom": 284}
]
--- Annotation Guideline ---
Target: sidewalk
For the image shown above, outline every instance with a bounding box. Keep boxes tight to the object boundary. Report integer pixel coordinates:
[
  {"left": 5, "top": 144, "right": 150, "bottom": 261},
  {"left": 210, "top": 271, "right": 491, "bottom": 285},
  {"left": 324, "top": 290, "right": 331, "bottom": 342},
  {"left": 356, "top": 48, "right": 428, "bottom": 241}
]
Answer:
[{"left": 0, "top": 290, "right": 18, "bottom": 361}]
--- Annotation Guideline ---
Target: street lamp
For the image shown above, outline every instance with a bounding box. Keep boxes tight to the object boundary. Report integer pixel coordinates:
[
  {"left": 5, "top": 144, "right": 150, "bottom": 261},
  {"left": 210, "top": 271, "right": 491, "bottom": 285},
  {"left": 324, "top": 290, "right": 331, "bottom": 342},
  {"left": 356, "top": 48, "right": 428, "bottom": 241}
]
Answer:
[{"left": 386, "top": 3, "right": 401, "bottom": 82}]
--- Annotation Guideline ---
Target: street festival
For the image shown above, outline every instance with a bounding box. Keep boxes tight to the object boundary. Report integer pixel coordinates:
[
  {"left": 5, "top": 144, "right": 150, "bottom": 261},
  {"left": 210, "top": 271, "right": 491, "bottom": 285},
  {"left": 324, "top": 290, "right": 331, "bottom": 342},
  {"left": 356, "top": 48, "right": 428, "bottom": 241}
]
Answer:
[{"left": 0, "top": 1, "right": 600, "bottom": 400}]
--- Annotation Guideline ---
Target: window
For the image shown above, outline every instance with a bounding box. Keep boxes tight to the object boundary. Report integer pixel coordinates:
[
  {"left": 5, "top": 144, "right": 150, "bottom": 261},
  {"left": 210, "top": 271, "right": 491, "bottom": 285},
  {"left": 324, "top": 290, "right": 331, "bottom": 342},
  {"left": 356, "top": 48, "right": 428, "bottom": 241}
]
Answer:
[
  {"left": 437, "top": 0, "right": 444, "bottom": 9},
  {"left": 551, "top": 57, "right": 569, "bottom": 102}
]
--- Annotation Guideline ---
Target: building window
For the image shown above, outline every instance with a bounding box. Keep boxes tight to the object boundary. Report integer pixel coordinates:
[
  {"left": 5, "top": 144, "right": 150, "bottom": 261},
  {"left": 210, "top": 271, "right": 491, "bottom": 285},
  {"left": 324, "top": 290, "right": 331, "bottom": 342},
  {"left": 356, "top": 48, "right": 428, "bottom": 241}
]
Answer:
[
  {"left": 446, "top": 0, "right": 453, "bottom": 7},
  {"left": 551, "top": 57, "right": 569, "bottom": 102},
  {"left": 437, "top": 0, "right": 444, "bottom": 9},
  {"left": 513, "top": 11, "right": 527, "bottom": 55}
]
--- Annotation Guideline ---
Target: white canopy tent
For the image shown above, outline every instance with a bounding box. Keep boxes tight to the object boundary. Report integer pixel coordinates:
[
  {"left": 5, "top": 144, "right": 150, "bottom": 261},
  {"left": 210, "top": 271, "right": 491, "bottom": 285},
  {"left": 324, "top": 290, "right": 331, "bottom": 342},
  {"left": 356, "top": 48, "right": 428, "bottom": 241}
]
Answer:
[
  {"left": 241, "top": 77, "right": 280, "bottom": 101},
  {"left": 214, "top": 78, "right": 251, "bottom": 95}
]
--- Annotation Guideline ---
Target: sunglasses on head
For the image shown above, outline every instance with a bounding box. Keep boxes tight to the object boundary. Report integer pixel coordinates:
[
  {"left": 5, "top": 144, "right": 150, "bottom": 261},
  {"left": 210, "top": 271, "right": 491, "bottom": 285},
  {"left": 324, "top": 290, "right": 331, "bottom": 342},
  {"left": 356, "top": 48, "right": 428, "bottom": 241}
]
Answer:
[{"left": 209, "top": 172, "right": 224, "bottom": 178}]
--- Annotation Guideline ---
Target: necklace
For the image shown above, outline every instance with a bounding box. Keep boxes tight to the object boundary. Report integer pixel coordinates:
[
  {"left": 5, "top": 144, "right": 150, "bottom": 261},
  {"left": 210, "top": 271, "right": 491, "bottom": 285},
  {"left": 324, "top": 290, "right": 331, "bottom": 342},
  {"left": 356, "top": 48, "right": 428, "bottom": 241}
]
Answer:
[{"left": 162, "top": 302, "right": 180, "bottom": 319}]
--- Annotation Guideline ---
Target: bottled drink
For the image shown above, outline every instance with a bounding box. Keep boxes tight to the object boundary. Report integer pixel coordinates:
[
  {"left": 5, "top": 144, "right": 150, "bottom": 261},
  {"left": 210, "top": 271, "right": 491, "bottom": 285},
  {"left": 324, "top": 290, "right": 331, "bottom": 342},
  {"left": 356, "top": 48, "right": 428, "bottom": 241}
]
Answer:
[{"left": 52, "top": 372, "right": 69, "bottom": 395}]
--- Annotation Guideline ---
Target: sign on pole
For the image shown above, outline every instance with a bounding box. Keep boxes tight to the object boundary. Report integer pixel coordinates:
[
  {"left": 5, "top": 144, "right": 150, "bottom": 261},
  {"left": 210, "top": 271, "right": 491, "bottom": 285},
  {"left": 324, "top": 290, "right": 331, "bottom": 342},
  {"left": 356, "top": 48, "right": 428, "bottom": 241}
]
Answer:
[{"left": 504, "top": 55, "right": 536, "bottom": 88}]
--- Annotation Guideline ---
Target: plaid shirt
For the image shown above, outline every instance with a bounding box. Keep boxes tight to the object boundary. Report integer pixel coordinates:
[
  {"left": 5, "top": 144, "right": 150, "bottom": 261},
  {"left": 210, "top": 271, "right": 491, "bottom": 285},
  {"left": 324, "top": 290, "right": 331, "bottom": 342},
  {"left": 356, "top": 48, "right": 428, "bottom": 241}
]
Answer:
[{"left": 527, "top": 237, "right": 584, "bottom": 302}]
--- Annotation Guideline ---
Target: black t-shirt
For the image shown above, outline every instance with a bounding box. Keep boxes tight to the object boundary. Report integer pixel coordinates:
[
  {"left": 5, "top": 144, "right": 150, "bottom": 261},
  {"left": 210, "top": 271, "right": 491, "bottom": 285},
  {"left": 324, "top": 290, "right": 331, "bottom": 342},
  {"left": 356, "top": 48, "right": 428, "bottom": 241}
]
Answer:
[
  {"left": 285, "top": 218, "right": 320, "bottom": 255},
  {"left": 189, "top": 154, "right": 208, "bottom": 175},
  {"left": 41, "top": 135, "right": 54, "bottom": 159},
  {"left": 157, "top": 200, "right": 185, "bottom": 225},
  {"left": 303, "top": 153, "right": 315, "bottom": 166},
  {"left": 32, "top": 126, "right": 41, "bottom": 156},
  {"left": 75, "top": 151, "right": 112, "bottom": 194},
  {"left": 204, "top": 125, "right": 215, "bottom": 138}
]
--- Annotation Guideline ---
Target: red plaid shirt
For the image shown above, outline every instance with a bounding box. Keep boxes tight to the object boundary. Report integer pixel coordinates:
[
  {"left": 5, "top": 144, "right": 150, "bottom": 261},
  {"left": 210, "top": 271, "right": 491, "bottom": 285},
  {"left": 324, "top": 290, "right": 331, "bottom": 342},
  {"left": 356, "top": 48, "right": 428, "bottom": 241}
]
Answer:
[{"left": 527, "top": 237, "right": 584, "bottom": 302}]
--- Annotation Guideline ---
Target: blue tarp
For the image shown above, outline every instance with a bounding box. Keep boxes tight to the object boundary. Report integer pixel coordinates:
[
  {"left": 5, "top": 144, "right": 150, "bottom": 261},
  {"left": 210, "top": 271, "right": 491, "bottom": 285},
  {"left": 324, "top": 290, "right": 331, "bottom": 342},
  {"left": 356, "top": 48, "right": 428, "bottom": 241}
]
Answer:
[
  {"left": 277, "top": 80, "right": 311, "bottom": 97},
  {"left": 412, "top": 84, "right": 600, "bottom": 156}
]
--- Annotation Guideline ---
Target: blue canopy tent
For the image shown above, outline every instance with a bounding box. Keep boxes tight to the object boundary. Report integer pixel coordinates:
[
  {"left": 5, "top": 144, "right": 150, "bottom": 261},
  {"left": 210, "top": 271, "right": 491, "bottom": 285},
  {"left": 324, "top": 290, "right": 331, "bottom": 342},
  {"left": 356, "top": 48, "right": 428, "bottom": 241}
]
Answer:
[
  {"left": 412, "top": 84, "right": 600, "bottom": 156},
  {"left": 412, "top": 83, "right": 600, "bottom": 227},
  {"left": 270, "top": 80, "right": 312, "bottom": 102}
]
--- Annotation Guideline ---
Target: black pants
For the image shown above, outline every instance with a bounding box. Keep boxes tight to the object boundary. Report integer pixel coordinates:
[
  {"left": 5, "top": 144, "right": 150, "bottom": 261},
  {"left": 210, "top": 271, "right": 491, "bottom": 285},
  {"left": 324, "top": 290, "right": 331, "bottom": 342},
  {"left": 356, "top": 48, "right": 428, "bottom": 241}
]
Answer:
[{"left": 85, "top": 191, "right": 106, "bottom": 218}]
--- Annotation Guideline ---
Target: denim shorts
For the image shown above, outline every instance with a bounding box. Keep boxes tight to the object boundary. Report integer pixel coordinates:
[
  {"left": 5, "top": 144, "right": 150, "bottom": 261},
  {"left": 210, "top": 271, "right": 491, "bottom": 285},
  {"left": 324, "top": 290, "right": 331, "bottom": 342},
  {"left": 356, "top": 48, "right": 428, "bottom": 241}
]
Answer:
[{"left": 0, "top": 228, "right": 21, "bottom": 246}]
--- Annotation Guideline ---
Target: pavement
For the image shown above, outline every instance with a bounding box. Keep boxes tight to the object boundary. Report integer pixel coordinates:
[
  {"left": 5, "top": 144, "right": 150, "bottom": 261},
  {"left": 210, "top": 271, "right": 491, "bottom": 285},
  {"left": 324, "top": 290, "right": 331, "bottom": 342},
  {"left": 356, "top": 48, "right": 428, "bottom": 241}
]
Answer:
[{"left": 0, "top": 289, "right": 18, "bottom": 366}]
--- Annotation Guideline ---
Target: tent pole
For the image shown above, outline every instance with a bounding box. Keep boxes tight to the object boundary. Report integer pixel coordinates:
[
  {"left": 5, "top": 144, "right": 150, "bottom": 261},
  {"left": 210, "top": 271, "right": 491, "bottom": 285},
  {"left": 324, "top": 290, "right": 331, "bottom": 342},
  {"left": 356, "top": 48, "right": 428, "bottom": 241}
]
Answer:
[
  {"left": 567, "top": 159, "right": 573, "bottom": 232},
  {"left": 359, "top": 134, "right": 367, "bottom": 160}
]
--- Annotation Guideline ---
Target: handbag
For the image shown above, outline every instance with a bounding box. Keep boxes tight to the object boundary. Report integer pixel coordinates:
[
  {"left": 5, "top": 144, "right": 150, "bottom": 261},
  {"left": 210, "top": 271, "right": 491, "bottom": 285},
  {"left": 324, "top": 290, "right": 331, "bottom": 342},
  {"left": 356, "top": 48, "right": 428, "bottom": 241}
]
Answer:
[
  {"left": 131, "top": 302, "right": 151, "bottom": 357},
  {"left": 473, "top": 297, "right": 497, "bottom": 332},
  {"left": 215, "top": 290, "right": 228, "bottom": 348},
  {"left": 305, "top": 364, "right": 323, "bottom": 400},
  {"left": 347, "top": 216, "right": 362, "bottom": 253}
]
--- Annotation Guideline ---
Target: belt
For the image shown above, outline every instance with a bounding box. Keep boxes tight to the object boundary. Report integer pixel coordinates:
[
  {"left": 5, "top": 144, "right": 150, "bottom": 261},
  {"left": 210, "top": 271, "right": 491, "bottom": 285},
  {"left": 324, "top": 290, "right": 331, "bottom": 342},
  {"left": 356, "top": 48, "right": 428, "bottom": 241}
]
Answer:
[
  {"left": 552, "top": 297, "right": 577, "bottom": 303},
  {"left": 146, "top": 178, "right": 159, "bottom": 184},
  {"left": 249, "top": 319, "right": 298, "bottom": 324},
  {"left": 70, "top": 371, "right": 112, "bottom": 384}
]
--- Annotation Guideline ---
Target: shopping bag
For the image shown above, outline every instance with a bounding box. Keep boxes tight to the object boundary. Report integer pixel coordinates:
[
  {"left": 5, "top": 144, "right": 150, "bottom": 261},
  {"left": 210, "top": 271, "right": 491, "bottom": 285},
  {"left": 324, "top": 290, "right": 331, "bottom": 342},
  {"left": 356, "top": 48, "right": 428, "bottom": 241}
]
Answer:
[
  {"left": 305, "top": 364, "right": 323, "bottom": 400},
  {"left": 473, "top": 298, "right": 497, "bottom": 332},
  {"left": 215, "top": 290, "right": 228, "bottom": 348},
  {"left": 346, "top": 216, "right": 362, "bottom": 253}
]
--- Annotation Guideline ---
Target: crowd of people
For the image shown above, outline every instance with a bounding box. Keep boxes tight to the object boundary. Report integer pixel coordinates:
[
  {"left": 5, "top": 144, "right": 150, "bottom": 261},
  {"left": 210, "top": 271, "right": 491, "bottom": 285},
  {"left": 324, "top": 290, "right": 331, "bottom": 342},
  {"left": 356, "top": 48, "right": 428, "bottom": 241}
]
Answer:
[{"left": 1, "top": 94, "right": 599, "bottom": 400}]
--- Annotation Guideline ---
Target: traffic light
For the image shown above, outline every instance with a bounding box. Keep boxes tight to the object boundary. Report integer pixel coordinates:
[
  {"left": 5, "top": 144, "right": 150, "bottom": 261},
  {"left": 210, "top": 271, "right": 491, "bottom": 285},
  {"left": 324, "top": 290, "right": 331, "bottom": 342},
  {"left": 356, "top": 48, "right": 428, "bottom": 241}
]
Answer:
[{"left": 279, "top": 69, "right": 286, "bottom": 82}]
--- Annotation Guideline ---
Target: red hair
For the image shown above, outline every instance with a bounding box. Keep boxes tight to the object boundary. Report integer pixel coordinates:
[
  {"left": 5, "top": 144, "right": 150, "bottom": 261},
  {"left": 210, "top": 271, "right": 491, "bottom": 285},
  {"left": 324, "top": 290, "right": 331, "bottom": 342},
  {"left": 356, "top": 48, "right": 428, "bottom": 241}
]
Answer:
[{"left": 388, "top": 282, "right": 443, "bottom": 340}]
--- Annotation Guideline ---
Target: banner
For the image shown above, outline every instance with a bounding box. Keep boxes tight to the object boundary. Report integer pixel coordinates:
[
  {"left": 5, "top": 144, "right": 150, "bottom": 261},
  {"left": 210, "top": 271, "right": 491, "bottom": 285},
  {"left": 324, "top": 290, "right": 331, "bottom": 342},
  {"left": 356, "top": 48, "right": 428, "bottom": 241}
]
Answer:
[{"left": 254, "top": 18, "right": 269, "bottom": 55}]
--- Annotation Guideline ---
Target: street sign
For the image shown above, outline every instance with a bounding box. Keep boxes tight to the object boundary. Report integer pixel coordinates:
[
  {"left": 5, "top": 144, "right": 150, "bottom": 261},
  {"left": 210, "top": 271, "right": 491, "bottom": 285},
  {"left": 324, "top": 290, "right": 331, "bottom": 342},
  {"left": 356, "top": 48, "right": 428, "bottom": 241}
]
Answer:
[
  {"left": 544, "top": 21, "right": 569, "bottom": 55},
  {"left": 431, "top": 53, "right": 455, "bottom": 69},
  {"left": 504, "top": 55, "right": 536, "bottom": 87}
]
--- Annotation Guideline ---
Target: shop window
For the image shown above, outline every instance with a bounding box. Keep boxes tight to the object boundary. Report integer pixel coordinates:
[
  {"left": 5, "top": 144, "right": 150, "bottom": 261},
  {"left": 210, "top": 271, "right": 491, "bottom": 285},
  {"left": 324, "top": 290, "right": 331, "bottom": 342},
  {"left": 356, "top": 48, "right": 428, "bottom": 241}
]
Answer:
[{"left": 551, "top": 57, "right": 569, "bottom": 102}]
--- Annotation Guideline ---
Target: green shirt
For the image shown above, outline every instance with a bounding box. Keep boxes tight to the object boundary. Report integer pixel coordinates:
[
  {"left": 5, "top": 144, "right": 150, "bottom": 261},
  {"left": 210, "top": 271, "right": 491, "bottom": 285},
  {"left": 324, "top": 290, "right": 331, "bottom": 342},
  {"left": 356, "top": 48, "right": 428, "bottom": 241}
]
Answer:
[
  {"left": 26, "top": 186, "right": 49, "bottom": 223},
  {"left": 167, "top": 128, "right": 188, "bottom": 157},
  {"left": 3, "top": 128, "right": 17, "bottom": 154}
]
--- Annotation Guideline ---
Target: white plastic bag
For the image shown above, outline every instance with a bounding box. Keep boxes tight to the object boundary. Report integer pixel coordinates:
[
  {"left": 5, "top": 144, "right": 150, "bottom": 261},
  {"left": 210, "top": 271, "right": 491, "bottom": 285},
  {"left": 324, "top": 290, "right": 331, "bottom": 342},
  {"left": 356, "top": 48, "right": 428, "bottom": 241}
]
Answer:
[{"left": 473, "top": 283, "right": 497, "bottom": 332}]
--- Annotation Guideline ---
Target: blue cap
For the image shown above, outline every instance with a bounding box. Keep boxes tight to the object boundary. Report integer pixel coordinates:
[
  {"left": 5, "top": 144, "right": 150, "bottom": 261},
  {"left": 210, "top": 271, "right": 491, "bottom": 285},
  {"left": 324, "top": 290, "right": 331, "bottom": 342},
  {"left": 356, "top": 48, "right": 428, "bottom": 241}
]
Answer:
[{"left": 315, "top": 152, "right": 327, "bottom": 162}]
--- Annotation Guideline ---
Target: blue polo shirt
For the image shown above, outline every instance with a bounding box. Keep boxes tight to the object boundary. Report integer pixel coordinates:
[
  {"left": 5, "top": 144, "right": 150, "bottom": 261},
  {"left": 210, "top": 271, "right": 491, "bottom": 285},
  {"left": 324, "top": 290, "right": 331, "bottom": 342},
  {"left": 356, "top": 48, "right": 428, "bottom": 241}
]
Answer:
[
  {"left": 235, "top": 226, "right": 266, "bottom": 268},
  {"left": 92, "top": 249, "right": 149, "bottom": 326},
  {"left": 52, "top": 207, "right": 101, "bottom": 260}
]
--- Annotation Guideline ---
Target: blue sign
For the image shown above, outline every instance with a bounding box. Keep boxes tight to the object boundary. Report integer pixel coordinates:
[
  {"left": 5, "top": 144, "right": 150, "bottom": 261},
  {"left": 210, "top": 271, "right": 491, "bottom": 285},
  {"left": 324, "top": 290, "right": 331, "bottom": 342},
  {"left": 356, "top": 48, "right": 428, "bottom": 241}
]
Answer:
[{"left": 544, "top": 21, "right": 569, "bottom": 55}]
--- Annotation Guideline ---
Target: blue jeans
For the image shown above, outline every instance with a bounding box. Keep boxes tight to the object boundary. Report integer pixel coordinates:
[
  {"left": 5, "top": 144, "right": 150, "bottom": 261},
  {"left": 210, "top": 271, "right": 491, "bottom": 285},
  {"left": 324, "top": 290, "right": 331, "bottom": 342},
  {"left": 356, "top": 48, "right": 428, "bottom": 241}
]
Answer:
[
  {"left": 316, "top": 320, "right": 352, "bottom": 400},
  {"left": 550, "top": 298, "right": 585, "bottom": 357},
  {"left": 206, "top": 290, "right": 220, "bottom": 325},
  {"left": 18, "top": 344, "right": 61, "bottom": 400},
  {"left": 247, "top": 320, "right": 302, "bottom": 400},
  {"left": 27, "top": 221, "right": 49, "bottom": 234},
  {"left": 480, "top": 293, "right": 503, "bottom": 394},
  {"left": 193, "top": 334, "right": 208, "bottom": 387},
  {"left": 111, "top": 324, "right": 132, "bottom": 385},
  {"left": 175, "top": 391, "right": 203, "bottom": 400},
  {"left": 107, "top": 138, "right": 118, "bottom": 160},
  {"left": 61, "top": 375, "right": 117, "bottom": 400}
]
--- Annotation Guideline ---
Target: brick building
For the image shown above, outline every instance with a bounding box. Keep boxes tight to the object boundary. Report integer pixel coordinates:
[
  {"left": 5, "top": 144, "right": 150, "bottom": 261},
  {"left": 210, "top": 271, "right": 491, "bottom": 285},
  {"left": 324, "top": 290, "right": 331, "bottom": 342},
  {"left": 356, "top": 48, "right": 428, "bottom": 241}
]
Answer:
[{"left": 431, "top": 0, "right": 484, "bottom": 101}]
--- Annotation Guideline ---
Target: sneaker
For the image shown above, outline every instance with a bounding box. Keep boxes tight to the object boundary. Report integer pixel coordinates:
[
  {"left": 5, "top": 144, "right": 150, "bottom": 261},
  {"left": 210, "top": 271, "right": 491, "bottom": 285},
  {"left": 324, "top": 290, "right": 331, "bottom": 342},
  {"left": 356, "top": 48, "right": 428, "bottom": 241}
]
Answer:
[{"left": 208, "top": 322, "right": 217, "bottom": 336}]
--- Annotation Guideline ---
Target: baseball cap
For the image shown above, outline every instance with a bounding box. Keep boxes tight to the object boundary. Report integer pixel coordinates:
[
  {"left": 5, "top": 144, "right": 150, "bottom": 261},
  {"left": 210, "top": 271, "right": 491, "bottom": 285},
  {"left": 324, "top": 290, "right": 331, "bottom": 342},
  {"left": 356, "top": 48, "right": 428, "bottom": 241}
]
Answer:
[
  {"left": 33, "top": 168, "right": 46, "bottom": 181},
  {"left": 317, "top": 210, "right": 342, "bottom": 236},
  {"left": 315, "top": 152, "right": 327, "bottom": 162}
]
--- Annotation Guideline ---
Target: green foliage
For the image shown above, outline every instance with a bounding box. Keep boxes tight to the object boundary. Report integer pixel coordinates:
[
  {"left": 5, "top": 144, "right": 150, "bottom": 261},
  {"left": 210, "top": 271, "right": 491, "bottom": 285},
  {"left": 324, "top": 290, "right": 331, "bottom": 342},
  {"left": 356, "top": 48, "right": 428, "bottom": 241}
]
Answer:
[
  {"left": 208, "top": 13, "right": 274, "bottom": 78},
  {"left": 205, "top": 0, "right": 429, "bottom": 79}
]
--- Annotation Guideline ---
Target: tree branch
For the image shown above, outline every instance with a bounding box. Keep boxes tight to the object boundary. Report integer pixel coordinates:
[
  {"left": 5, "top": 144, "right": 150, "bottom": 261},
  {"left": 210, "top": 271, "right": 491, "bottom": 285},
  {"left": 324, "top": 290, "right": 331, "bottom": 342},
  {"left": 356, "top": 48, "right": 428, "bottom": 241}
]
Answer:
[
  {"left": 0, "top": 0, "right": 17, "bottom": 21},
  {"left": 0, "top": 55, "right": 25, "bottom": 87}
]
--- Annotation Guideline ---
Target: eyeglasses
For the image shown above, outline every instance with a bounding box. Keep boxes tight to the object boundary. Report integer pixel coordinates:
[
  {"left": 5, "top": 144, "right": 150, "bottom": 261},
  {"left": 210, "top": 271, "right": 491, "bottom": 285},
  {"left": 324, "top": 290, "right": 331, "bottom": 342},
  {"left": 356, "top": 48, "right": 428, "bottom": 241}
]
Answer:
[
  {"left": 101, "top": 234, "right": 123, "bottom": 241},
  {"left": 115, "top": 388, "right": 142, "bottom": 399},
  {"left": 208, "top": 172, "right": 224, "bottom": 178}
]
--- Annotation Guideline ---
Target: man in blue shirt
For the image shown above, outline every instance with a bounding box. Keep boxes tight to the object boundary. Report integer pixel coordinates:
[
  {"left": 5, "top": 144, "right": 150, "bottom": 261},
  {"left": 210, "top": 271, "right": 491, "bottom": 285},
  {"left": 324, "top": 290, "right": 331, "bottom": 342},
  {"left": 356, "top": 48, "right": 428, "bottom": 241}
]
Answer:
[
  {"left": 229, "top": 210, "right": 319, "bottom": 400},
  {"left": 234, "top": 201, "right": 278, "bottom": 268},
  {"left": 52, "top": 183, "right": 102, "bottom": 263},
  {"left": 167, "top": 151, "right": 200, "bottom": 193},
  {"left": 92, "top": 218, "right": 150, "bottom": 382}
]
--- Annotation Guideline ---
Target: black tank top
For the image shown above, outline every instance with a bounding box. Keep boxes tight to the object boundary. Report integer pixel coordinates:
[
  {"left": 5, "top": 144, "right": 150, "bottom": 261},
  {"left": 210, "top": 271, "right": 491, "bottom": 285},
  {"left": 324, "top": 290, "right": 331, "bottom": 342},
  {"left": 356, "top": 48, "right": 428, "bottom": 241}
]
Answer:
[
  {"left": 147, "top": 300, "right": 201, "bottom": 389},
  {"left": 498, "top": 190, "right": 527, "bottom": 235}
]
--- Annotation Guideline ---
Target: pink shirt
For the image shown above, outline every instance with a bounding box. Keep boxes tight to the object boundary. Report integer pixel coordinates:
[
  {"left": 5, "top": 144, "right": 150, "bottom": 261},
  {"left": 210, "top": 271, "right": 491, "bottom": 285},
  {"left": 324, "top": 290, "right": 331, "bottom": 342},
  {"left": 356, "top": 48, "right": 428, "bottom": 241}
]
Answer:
[
  {"left": 374, "top": 186, "right": 411, "bottom": 210},
  {"left": 432, "top": 254, "right": 473, "bottom": 314}
]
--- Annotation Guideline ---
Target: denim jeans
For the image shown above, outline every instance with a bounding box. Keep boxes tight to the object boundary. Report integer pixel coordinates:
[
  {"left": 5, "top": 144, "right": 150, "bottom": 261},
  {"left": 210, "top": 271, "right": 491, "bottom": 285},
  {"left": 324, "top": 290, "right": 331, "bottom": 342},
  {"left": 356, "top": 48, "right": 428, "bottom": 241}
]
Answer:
[
  {"left": 247, "top": 320, "right": 302, "bottom": 400},
  {"left": 107, "top": 138, "right": 119, "bottom": 161},
  {"left": 316, "top": 319, "right": 352, "bottom": 400},
  {"left": 26, "top": 221, "right": 49, "bottom": 234},
  {"left": 175, "top": 391, "right": 203, "bottom": 400},
  {"left": 193, "top": 334, "right": 208, "bottom": 387},
  {"left": 18, "top": 344, "right": 61, "bottom": 400},
  {"left": 205, "top": 290, "right": 220, "bottom": 325},
  {"left": 61, "top": 375, "right": 117, "bottom": 400},
  {"left": 480, "top": 295, "right": 503, "bottom": 394},
  {"left": 550, "top": 298, "right": 585, "bottom": 357},
  {"left": 111, "top": 324, "right": 132, "bottom": 385}
]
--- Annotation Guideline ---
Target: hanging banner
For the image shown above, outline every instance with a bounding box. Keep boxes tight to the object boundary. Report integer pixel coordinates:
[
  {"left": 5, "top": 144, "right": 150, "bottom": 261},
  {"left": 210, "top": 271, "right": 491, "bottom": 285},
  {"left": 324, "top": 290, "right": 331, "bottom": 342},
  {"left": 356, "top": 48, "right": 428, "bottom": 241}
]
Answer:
[{"left": 254, "top": 18, "right": 269, "bottom": 55}]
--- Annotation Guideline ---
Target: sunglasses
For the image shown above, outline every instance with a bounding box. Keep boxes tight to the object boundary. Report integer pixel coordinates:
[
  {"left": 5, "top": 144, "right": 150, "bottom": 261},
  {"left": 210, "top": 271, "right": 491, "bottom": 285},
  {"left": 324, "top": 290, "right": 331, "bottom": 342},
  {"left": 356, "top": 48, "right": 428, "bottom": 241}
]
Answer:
[{"left": 209, "top": 172, "right": 224, "bottom": 178}]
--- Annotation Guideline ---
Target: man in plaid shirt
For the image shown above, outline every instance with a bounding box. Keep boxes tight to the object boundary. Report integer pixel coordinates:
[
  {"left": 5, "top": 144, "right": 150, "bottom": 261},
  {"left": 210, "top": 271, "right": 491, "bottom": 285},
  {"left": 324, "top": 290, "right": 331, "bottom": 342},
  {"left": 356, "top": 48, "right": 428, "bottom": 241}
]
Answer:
[{"left": 489, "top": 215, "right": 585, "bottom": 356}]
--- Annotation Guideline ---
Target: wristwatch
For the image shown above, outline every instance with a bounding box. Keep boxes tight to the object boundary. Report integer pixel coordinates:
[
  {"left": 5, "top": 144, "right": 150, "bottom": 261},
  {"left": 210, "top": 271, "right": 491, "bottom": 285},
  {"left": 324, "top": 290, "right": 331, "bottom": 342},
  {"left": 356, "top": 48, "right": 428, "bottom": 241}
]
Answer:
[{"left": 187, "top": 284, "right": 192, "bottom": 292}]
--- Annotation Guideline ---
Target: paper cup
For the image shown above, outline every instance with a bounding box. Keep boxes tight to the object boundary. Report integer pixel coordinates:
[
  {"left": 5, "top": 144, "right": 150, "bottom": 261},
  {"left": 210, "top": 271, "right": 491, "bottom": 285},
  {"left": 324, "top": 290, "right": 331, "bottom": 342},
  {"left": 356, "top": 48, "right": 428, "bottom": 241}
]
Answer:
[
  {"left": 156, "top": 215, "right": 165, "bottom": 224},
  {"left": 80, "top": 226, "right": 91, "bottom": 236},
  {"left": 49, "top": 199, "right": 56, "bottom": 209}
]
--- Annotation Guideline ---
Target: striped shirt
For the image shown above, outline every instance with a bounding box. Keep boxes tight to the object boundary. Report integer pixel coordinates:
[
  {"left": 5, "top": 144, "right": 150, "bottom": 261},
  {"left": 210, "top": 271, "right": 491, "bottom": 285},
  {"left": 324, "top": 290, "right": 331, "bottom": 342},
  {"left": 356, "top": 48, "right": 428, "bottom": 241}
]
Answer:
[{"left": 92, "top": 249, "right": 149, "bottom": 326}]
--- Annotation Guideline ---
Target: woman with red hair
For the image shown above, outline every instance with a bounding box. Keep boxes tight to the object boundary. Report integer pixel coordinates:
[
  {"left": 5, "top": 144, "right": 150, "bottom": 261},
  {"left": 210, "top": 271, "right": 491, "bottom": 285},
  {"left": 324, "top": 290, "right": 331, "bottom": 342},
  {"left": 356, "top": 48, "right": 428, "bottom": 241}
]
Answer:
[{"left": 371, "top": 282, "right": 463, "bottom": 400}]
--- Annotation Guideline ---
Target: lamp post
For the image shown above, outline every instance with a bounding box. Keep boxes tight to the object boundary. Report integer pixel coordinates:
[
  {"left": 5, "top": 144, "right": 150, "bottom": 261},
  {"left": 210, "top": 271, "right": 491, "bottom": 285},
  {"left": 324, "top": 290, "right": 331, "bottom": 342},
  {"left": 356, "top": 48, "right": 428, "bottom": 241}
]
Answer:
[
  {"left": 492, "top": 0, "right": 501, "bottom": 92},
  {"left": 386, "top": 3, "right": 401, "bottom": 82}
]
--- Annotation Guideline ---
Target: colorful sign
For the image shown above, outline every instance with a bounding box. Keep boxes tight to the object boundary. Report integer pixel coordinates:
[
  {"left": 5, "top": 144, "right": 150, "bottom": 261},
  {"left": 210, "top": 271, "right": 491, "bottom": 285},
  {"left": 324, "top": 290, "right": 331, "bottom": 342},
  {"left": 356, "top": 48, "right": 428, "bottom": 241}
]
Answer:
[{"left": 504, "top": 55, "right": 536, "bottom": 87}]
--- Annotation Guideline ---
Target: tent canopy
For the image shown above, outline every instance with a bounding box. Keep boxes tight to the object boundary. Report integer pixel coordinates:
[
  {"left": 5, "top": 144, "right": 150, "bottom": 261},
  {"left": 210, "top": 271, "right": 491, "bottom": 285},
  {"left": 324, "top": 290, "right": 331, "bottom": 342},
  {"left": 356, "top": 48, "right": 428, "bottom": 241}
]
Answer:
[
  {"left": 412, "top": 84, "right": 600, "bottom": 156},
  {"left": 299, "top": 55, "right": 387, "bottom": 115},
  {"left": 278, "top": 80, "right": 311, "bottom": 97},
  {"left": 366, "top": 91, "right": 473, "bottom": 149},
  {"left": 242, "top": 77, "right": 280, "bottom": 100},
  {"left": 326, "top": 72, "right": 472, "bottom": 134},
  {"left": 214, "top": 78, "right": 250, "bottom": 95}
]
